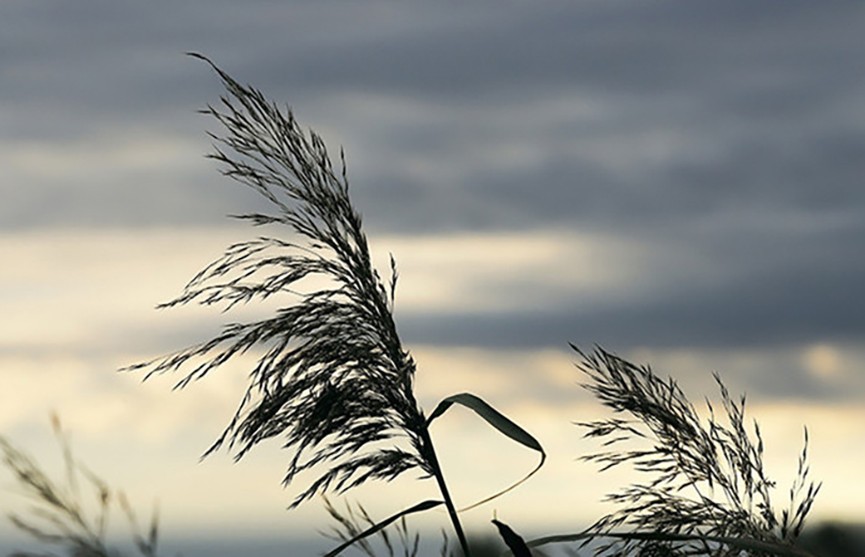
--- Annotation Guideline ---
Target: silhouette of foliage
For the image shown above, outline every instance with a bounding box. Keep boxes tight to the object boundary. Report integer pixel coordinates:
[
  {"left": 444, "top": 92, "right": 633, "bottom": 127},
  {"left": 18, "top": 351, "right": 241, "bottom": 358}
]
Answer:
[
  {"left": 125, "top": 54, "right": 431, "bottom": 509},
  {"left": 0, "top": 416, "right": 159, "bottom": 557},
  {"left": 321, "top": 496, "right": 420, "bottom": 557},
  {"left": 5, "top": 52, "right": 836, "bottom": 557},
  {"left": 526, "top": 346, "right": 820, "bottom": 557},
  {"left": 125, "top": 54, "right": 544, "bottom": 557}
]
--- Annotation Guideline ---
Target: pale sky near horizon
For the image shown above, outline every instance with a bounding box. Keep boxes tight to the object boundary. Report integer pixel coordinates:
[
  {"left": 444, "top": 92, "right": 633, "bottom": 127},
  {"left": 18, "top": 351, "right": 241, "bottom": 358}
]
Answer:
[{"left": 2, "top": 2, "right": 865, "bottom": 555}]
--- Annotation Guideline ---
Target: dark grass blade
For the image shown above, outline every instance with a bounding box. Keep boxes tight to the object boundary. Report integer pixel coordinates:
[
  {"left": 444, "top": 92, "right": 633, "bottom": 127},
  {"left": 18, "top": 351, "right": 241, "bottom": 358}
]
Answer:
[
  {"left": 428, "top": 393, "right": 543, "bottom": 453},
  {"left": 427, "top": 393, "right": 546, "bottom": 510},
  {"left": 322, "top": 499, "right": 444, "bottom": 557},
  {"left": 492, "top": 520, "right": 531, "bottom": 557}
]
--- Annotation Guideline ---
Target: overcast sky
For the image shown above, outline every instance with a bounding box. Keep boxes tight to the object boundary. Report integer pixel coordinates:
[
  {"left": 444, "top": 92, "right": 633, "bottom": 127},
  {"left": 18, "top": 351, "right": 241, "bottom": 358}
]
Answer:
[{"left": 2, "top": 2, "right": 864, "bottom": 556}]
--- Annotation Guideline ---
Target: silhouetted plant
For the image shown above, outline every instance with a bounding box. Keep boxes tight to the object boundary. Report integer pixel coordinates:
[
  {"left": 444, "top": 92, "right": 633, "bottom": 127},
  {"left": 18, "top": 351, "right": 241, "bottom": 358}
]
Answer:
[
  {"left": 525, "top": 346, "right": 820, "bottom": 557},
  {"left": 321, "top": 496, "right": 420, "bottom": 557},
  {"left": 0, "top": 52, "right": 822, "bottom": 557},
  {"left": 124, "top": 54, "right": 544, "bottom": 557},
  {"left": 0, "top": 416, "right": 159, "bottom": 557},
  {"left": 321, "top": 497, "right": 526, "bottom": 557},
  {"left": 491, "top": 520, "right": 531, "bottom": 557}
]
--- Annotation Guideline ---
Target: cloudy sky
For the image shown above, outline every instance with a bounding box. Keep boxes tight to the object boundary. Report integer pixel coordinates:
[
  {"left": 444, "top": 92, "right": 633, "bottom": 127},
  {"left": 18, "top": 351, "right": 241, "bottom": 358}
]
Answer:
[{"left": 2, "top": 1, "right": 864, "bottom": 555}]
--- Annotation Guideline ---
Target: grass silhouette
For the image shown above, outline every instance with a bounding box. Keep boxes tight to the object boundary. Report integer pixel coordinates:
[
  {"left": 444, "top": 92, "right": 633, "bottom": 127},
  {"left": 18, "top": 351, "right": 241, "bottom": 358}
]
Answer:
[
  {"left": 0, "top": 415, "right": 159, "bottom": 557},
  {"left": 1, "top": 55, "right": 831, "bottom": 557},
  {"left": 122, "top": 54, "right": 544, "bottom": 557},
  {"left": 524, "top": 346, "right": 820, "bottom": 557}
]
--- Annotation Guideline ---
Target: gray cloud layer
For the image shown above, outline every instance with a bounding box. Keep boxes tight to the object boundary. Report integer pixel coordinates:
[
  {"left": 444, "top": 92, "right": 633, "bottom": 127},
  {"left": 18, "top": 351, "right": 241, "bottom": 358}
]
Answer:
[{"left": 3, "top": 1, "right": 863, "bottom": 368}]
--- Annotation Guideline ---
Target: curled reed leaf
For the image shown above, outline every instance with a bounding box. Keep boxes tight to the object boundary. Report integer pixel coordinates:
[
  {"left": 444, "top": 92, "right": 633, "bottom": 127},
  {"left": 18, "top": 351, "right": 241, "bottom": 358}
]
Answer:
[{"left": 427, "top": 393, "right": 546, "bottom": 511}]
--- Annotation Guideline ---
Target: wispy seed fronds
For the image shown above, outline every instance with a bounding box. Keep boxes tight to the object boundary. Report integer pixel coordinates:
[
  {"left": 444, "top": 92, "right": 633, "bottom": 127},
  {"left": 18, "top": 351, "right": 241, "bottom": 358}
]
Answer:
[
  {"left": 0, "top": 416, "right": 160, "bottom": 557},
  {"left": 573, "top": 345, "right": 820, "bottom": 556},
  {"left": 125, "top": 54, "right": 430, "bottom": 507}
]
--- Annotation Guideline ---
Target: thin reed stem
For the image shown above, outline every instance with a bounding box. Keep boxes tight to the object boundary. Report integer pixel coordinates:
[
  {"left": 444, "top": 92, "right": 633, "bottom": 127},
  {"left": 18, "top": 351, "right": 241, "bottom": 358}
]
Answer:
[
  {"left": 420, "top": 427, "right": 471, "bottom": 557},
  {"left": 125, "top": 54, "right": 489, "bottom": 555}
]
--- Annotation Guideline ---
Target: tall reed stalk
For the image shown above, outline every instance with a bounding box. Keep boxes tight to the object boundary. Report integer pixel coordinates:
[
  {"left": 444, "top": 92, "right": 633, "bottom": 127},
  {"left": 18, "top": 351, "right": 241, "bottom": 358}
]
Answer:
[{"left": 125, "top": 54, "right": 544, "bottom": 557}]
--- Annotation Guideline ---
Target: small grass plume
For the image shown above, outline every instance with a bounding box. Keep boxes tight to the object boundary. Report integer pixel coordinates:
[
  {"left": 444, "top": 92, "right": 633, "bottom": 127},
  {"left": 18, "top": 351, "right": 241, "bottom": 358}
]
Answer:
[
  {"left": 526, "top": 346, "right": 820, "bottom": 557},
  {"left": 125, "top": 54, "right": 544, "bottom": 557},
  {"left": 0, "top": 415, "right": 160, "bottom": 557}
]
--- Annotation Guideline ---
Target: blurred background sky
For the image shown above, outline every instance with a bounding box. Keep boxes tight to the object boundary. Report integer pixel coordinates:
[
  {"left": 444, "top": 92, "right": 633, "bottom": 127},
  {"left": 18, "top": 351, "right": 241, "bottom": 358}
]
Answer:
[{"left": 2, "top": 1, "right": 864, "bottom": 555}]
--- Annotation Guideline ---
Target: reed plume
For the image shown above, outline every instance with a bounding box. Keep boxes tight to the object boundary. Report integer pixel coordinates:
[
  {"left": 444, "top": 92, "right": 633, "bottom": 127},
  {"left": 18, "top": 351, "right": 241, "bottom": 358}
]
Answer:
[
  {"left": 527, "top": 346, "right": 820, "bottom": 557},
  {"left": 126, "top": 54, "right": 544, "bottom": 557},
  {"left": 0, "top": 416, "right": 160, "bottom": 557}
]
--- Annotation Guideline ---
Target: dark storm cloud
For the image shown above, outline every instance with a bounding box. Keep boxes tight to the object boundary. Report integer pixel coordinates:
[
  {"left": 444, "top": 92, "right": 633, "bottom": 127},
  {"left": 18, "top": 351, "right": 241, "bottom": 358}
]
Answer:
[
  {"left": 398, "top": 253, "right": 865, "bottom": 352},
  {"left": 3, "top": 2, "right": 863, "bottom": 362},
  {"left": 3, "top": 1, "right": 863, "bottom": 233},
  {"left": 397, "top": 202, "right": 865, "bottom": 353}
]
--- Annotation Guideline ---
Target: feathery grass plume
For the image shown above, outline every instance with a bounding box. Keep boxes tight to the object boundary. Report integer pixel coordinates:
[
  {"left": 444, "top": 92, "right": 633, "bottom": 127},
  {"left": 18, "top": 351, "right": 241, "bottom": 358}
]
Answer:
[
  {"left": 126, "top": 50, "right": 436, "bottom": 532},
  {"left": 0, "top": 415, "right": 160, "bottom": 557},
  {"left": 125, "top": 54, "right": 545, "bottom": 557},
  {"left": 527, "top": 346, "right": 820, "bottom": 557}
]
